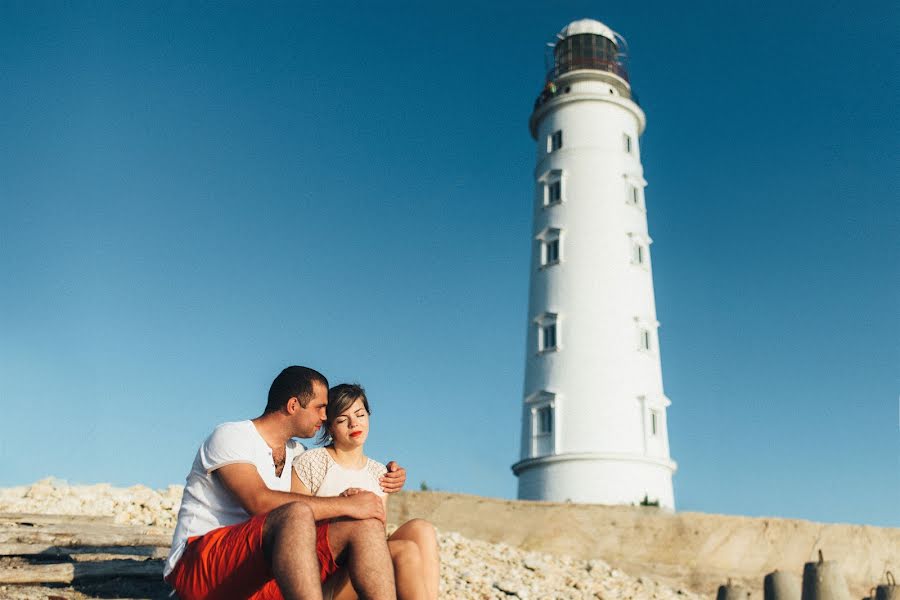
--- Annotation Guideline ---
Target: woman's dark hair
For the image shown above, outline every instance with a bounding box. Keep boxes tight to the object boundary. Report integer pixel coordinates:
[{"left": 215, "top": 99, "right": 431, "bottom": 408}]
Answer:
[
  {"left": 265, "top": 366, "right": 329, "bottom": 414},
  {"left": 318, "top": 383, "right": 371, "bottom": 445}
]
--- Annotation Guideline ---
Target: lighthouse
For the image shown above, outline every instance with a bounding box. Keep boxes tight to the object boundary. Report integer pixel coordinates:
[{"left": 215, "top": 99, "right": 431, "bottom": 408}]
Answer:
[{"left": 512, "top": 19, "right": 676, "bottom": 509}]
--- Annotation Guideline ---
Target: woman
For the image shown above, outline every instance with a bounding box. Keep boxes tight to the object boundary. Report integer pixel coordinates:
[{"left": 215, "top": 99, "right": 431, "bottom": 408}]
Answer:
[{"left": 294, "top": 383, "right": 439, "bottom": 600}]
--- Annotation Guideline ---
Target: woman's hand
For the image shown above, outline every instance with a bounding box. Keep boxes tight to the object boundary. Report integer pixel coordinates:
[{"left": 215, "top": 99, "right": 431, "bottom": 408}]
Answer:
[
  {"left": 339, "top": 487, "right": 363, "bottom": 497},
  {"left": 379, "top": 461, "right": 407, "bottom": 494}
]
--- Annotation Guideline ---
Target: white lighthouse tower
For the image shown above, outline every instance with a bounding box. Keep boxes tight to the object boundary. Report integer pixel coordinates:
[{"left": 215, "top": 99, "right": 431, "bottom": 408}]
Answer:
[{"left": 512, "top": 19, "right": 677, "bottom": 509}]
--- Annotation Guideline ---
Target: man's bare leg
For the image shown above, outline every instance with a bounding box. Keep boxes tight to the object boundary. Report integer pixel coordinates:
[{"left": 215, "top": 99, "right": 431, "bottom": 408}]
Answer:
[
  {"left": 388, "top": 520, "right": 439, "bottom": 600},
  {"left": 262, "top": 502, "right": 324, "bottom": 600},
  {"left": 325, "top": 541, "right": 426, "bottom": 600},
  {"left": 327, "top": 518, "right": 396, "bottom": 600}
]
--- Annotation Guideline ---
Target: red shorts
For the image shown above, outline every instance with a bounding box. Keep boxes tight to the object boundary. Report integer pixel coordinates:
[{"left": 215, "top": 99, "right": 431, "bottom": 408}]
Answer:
[{"left": 166, "top": 512, "right": 338, "bottom": 600}]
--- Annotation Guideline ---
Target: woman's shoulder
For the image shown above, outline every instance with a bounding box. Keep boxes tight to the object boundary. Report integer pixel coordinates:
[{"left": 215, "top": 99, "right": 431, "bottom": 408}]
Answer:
[
  {"left": 305, "top": 446, "right": 329, "bottom": 457},
  {"left": 293, "top": 447, "right": 332, "bottom": 495},
  {"left": 364, "top": 457, "right": 388, "bottom": 480},
  {"left": 293, "top": 446, "right": 330, "bottom": 468}
]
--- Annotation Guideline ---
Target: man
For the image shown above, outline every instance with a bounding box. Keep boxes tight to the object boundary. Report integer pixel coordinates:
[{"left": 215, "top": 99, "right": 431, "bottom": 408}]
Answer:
[{"left": 164, "top": 366, "right": 407, "bottom": 600}]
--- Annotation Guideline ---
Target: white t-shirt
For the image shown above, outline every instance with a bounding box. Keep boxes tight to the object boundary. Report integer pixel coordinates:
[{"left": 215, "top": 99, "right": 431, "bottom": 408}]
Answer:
[
  {"left": 294, "top": 447, "right": 387, "bottom": 498},
  {"left": 164, "top": 420, "right": 305, "bottom": 578}
]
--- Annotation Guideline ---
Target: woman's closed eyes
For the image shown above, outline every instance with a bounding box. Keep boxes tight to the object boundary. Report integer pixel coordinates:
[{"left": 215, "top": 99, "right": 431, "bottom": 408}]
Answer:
[{"left": 334, "top": 411, "right": 368, "bottom": 427}]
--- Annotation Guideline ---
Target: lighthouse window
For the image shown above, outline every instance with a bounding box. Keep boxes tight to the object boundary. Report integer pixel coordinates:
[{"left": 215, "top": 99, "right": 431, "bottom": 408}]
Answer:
[
  {"left": 537, "top": 227, "right": 562, "bottom": 267},
  {"left": 640, "top": 328, "right": 652, "bottom": 351},
  {"left": 540, "top": 171, "right": 565, "bottom": 207},
  {"left": 525, "top": 390, "right": 556, "bottom": 458},
  {"left": 537, "top": 406, "right": 553, "bottom": 435},
  {"left": 534, "top": 312, "right": 559, "bottom": 353},
  {"left": 543, "top": 178, "right": 563, "bottom": 206},
  {"left": 542, "top": 324, "right": 557, "bottom": 351},
  {"left": 542, "top": 238, "right": 560, "bottom": 266},
  {"left": 548, "top": 180, "right": 561, "bottom": 203},
  {"left": 631, "top": 240, "right": 647, "bottom": 266},
  {"left": 529, "top": 395, "right": 556, "bottom": 458},
  {"left": 623, "top": 133, "right": 633, "bottom": 153},
  {"left": 650, "top": 410, "right": 659, "bottom": 436},
  {"left": 536, "top": 317, "right": 559, "bottom": 353},
  {"left": 627, "top": 184, "right": 641, "bottom": 206},
  {"left": 548, "top": 130, "right": 563, "bottom": 152}
]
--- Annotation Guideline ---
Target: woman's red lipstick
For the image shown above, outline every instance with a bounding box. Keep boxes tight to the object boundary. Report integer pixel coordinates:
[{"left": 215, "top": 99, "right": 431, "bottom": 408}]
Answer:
[{"left": 350, "top": 431, "right": 363, "bottom": 438}]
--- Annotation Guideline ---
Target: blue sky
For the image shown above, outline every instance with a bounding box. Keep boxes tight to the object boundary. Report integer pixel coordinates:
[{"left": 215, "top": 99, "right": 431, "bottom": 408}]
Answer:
[{"left": 1, "top": 1, "right": 897, "bottom": 527}]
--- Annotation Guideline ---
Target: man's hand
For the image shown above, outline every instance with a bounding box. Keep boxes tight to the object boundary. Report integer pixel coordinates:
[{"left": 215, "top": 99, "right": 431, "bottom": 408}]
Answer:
[
  {"left": 339, "top": 487, "right": 363, "bottom": 497},
  {"left": 379, "top": 461, "right": 406, "bottom": 494},
  {"left": 342, "top": 490, "right": 386, "bottom": 523}
]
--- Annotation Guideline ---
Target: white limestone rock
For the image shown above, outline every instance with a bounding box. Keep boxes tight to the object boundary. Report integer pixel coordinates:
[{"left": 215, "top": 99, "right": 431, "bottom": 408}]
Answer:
[{"left": 0, "top": 480, "right": 704, "bottom": 600}]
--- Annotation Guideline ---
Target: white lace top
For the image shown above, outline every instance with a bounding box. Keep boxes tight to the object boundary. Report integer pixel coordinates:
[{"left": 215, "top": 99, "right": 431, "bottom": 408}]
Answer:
[{"left": 293, "top": 447, "right": 387, "bottom": 498}]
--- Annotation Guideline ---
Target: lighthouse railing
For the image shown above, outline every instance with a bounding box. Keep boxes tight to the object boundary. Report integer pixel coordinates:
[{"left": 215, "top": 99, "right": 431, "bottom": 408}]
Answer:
[
  {"left": 533, "top": 74, "right": 639, "bottom": 111},
  {"left": 548, "top": 57, "right": 630, "bottom": 82}
]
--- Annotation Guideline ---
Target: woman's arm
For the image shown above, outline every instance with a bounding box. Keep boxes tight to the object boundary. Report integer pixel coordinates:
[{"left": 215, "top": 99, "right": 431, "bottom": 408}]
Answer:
[{"left": 291, "top": 469, "right": 313, "bottom": 496}]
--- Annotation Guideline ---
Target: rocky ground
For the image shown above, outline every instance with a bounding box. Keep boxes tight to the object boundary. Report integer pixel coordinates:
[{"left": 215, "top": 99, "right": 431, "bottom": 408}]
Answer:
[{"left": 0, "top": 479, "right": 703, "bottom": 600}]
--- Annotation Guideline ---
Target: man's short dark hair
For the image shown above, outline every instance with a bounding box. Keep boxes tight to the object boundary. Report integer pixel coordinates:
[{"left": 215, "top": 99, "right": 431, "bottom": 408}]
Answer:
[{"left": 265, "top": 366, "right": 329, "bottom": 413}]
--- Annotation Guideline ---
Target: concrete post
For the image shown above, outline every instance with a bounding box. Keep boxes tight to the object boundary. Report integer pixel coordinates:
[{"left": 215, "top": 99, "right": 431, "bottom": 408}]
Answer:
[
  {"left": 718, "top": 582, "right": 752, "bottom": 600},
  {"left": 802, "top": 551, "right": 851, "bottom": 600},
  {"left": 765, "top": 570, "right": 801, "bottom": 600},
  {"left": 875, "top": 572, "right": 898, "bottom": 600}
]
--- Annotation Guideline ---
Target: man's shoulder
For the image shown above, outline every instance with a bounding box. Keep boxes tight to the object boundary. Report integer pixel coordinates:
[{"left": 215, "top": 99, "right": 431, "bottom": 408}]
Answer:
[
  {"left": 206, "top": 420, "right": 254, "bottom": 442},
  {"left": 210, "top": 420, "right": 253, "bottom": 434},
  {"left": 199, "top": 420, "right": 260, "bottom": 469}
]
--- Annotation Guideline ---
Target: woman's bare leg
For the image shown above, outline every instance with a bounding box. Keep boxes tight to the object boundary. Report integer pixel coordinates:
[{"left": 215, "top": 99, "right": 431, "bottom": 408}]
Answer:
[
  {"left": 389, "top": 539, "right": 427, "bottom": 600},
  {"left": 329, "top": 540, "right": 426, "bottom": 600},
  {"left": 388, "top": 519, "right": 439, "bottom": 600}
]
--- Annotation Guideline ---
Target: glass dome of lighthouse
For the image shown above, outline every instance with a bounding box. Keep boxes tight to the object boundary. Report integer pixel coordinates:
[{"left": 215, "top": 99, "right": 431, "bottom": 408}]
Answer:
[
  {"left": 531, "top": 18, "right": 640, "bottom": 135},
  {"left": 551, "top": 18, "right": 629, "bottom": 82}
]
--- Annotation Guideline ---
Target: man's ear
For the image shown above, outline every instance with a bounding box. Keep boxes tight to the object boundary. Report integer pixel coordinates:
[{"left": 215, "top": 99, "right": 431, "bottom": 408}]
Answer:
[{"left": 286, "top": 397, "right": 300, "bottom": 414}]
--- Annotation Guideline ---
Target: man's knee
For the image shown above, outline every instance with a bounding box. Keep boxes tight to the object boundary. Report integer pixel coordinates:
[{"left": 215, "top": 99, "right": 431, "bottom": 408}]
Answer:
[
  {"left": 263, "top": 502, "right": 316, "bottom": 540},
  {"left": 338, "top": 517, "right": 386, "bottom": 547},
  {"left": 354, "top": 517, "right": 385, "bottom": 532},
  {"left": 274, "top": 500, "right": 315, "bottom": 521}
]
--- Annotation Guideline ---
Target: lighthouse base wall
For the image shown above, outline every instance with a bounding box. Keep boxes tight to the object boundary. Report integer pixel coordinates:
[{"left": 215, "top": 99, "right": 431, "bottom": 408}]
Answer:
[{"left": 514, "top": 454, "right": 675, "bottom": 509}]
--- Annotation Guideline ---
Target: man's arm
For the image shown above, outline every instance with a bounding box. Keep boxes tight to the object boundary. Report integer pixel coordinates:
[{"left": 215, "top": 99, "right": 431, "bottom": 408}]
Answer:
[{"left": 215, "top": 463, "right": 384, "bottom": 522}]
